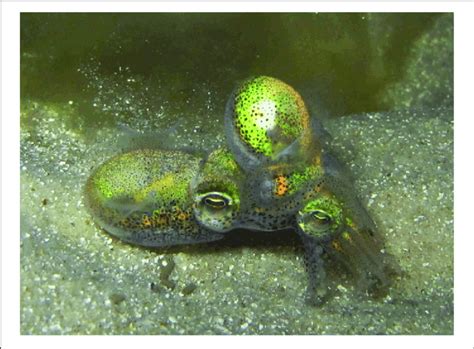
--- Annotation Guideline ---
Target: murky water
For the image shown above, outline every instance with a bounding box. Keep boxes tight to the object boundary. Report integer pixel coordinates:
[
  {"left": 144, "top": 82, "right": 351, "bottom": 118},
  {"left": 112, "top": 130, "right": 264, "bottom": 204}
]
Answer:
[{"left": 20, "top": 13, "right": 453, "bottom": 335}]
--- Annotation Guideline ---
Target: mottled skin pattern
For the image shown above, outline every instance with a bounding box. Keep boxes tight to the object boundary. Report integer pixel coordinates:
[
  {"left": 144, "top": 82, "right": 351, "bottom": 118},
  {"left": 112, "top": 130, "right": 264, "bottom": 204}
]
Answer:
[
  {"left": 294, "top": 154, "right": 400, "bottom": 304},
  {"left": 191, "top": 146, "right": 326, "bottom": 233},
  {"left": 225, "top": 76, "right": 321, "bottom": 171},
  {"left": 191, "top": 147, "right": 243, "bottom": 233},
  {"left": 219, "top": 76, "right": 399, "bottom": 304},
  {"left": 85, "top": 149, "right": 224, "bottom": 247},
  {"left": 190, "top": 145, "right": 399, "bottom": 304},
  {"left": 85, "top": 75, "right": 399, "bottom": 306}
]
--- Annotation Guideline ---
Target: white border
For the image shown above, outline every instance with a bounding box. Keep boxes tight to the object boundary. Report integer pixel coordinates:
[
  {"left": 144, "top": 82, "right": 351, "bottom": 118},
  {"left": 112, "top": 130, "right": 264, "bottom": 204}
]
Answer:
[
  {"left": 0, "top": 1, "right": 470, "bottom": 12},
  {"left": 2, "top": 2, "right": 474, "bottom": 349}
]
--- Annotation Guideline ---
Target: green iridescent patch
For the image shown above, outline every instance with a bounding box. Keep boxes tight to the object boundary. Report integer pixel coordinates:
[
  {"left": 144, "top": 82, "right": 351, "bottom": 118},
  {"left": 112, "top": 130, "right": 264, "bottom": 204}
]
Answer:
[
  {"left": 231, "top": 76, "right": 310, "bottom": 157},
  {"left": 302, "top": 195, "right": 343, "bottom": 227},
  {"left": 286, "top": 164, "right": 323, "bottom": 194},
  {"left": 91, "top": 151, "right": 149, "bottom": 201},
  {"left": 197, "top": 148, "right": 241, "bottom": 208}
]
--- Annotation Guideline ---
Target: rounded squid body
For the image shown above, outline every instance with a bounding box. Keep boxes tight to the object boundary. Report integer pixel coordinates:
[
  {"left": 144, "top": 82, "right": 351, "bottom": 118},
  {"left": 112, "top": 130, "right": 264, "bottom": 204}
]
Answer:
[
  {"left": 85, "top": 149, "right": 224, "bottom": 247},
  {"left": 225, "top": 76, "right": 321, "bottom": 171}
]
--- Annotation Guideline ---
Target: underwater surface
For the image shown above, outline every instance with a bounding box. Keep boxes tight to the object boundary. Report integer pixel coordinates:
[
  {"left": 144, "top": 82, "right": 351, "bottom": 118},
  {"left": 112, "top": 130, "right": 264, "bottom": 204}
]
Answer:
[{"left": 20, "top": 13, "right": 453, "bottom": 334}]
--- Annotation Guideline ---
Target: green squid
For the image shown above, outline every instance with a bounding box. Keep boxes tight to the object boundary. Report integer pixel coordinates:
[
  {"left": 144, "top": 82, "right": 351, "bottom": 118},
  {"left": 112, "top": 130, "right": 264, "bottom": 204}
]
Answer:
[
  {"left": 84, "top": 75, "right": 399, "bottom": 305},
  {"left": 224, "top": 75, "right": 324, "bottom": 171},
  {"left": 217, "top": 76, "right": 399, "bottom": 304},
  {"left": 190, "top": 145, "right": 399, "bottom": 304},
  {"left": 84, "top": 149, "right": 225, "bottom": 247}
]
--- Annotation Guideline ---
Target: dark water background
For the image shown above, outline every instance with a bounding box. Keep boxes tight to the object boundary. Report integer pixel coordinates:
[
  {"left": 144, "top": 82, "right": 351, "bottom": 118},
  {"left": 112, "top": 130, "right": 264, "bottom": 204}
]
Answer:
[{"left": 21, "top": 13, "right": 446, "bottom": 126}]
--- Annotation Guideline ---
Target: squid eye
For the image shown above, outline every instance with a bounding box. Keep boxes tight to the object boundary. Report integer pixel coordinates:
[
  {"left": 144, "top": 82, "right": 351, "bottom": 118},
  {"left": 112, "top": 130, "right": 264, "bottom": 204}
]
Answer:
[
  {"left": 200, "top": 192, "right": 232, "bottom": 209},
  {"left": 311, "top": 210, "right": 332, "bottom": 225}
]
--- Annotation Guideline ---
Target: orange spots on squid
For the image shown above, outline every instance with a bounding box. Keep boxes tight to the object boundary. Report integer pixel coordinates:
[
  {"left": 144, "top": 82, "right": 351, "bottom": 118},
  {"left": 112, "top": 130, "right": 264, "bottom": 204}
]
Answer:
[
  {"left": 275, "top": 174, "right": 289, "bottom": 196},
  {"left": 142, "top": 214, "right": 152, "bottom": 227},
  {"left": 177, "top": 211, "right": 190, "bottom": 221}
]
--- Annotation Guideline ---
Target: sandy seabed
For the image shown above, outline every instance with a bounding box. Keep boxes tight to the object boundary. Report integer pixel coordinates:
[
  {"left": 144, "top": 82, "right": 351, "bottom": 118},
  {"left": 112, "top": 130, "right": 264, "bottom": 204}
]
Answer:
[{"left": 20, "top": 104, "right": 453, "bottom": 335}]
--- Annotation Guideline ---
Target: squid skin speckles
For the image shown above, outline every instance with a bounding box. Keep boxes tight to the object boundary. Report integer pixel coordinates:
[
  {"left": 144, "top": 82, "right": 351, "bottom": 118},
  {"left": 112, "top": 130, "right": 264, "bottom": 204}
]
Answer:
[
  {"left": 222, "top": 76, "right": 398, "bottom": 303},
  {"left": 191, "top": 147, "right": 243, "bottom": 233},
  {"left": 294, "top": 163, "right": 400, "bottom": 305},
  {"left": 84, "top": 149, "right": 224, "bottom": 247},
  {"left": 225, "top": 76, "right": 321, "bottom": 171},
  {"left": 85, "top": 75, "right": 399, "bottom": 305}
]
